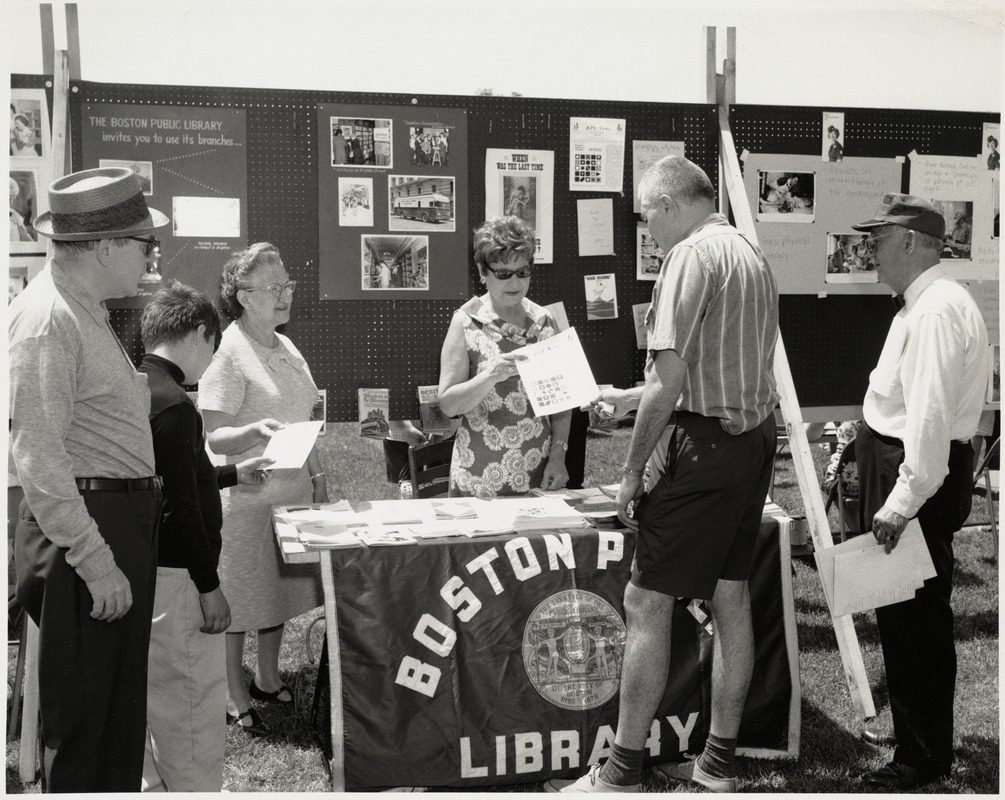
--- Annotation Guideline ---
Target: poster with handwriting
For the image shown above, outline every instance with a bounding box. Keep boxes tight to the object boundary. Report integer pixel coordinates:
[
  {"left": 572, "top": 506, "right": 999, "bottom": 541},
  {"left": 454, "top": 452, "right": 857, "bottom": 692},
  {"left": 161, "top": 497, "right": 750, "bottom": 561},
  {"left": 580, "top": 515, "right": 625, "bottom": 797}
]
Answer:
[
  {"left": 742, "top": 153, "right": 902, "bottom": 295},
  {"left": 80, "top": 104, "right": 248, "bottom": 308},
  {"left": 909, "top": 152, "right": 998, "bottom": 281}
]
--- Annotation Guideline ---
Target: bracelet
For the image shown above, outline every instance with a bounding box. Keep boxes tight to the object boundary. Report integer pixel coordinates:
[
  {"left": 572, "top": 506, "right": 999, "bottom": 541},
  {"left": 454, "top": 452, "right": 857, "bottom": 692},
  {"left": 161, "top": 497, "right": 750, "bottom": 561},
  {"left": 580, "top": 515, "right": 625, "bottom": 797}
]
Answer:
[
  {"left": 622, "top": 466, "right": 645, "bottom": 478},
  {"left": 310, "top": 472, "right": 326, "bottom": 482}
]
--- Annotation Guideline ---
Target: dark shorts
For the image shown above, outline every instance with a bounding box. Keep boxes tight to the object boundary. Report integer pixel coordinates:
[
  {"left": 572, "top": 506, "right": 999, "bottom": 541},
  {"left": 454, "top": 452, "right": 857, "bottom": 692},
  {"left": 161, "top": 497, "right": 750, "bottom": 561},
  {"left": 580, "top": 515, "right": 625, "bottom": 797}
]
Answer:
[{"left": 632, "top": 411, "right": 776, "bottom": 600}]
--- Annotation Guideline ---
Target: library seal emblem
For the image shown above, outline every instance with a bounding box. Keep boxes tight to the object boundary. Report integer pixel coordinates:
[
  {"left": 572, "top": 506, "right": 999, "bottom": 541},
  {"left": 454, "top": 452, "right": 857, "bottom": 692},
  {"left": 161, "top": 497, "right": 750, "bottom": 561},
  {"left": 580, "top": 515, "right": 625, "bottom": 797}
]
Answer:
[{"left": 522, "top": 589, "right": 626, "bottom": 710}]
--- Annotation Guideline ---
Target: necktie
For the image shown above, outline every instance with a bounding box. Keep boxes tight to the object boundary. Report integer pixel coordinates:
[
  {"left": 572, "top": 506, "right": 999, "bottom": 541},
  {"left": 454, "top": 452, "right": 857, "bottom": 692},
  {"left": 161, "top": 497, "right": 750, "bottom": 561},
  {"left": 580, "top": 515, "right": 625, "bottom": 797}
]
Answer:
[{"left": 892, "top": 295, "right": 906, "bottom": 312}]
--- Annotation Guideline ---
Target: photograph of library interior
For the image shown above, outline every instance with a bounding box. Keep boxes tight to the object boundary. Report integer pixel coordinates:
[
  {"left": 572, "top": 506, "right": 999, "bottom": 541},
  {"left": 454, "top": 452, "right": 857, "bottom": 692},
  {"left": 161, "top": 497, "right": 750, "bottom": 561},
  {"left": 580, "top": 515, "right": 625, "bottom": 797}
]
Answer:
[{"left": 5, "top": 1, "right": 1001, "bottom": 794}]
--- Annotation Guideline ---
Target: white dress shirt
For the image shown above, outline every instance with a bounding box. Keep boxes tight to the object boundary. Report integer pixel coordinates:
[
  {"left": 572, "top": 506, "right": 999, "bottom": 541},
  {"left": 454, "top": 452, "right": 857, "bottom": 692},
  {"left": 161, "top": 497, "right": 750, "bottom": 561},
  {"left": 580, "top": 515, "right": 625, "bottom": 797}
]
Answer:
[{"left": 863, "top": 265, "right": 989, "bottom": 518}]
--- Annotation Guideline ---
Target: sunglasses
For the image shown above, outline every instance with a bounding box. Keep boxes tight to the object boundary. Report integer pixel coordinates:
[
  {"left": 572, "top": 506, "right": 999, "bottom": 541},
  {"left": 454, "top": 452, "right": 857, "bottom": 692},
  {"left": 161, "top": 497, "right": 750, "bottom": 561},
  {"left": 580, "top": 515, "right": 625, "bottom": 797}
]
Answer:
[
  {"left": 485, "top": 264, "right": 533, "bottom": 280},
  {"left": 244, "top": 280, "right": 298, "bottom": 299},
  {"left": 125, "top": 236, "right": 160, "bottom": 258}
]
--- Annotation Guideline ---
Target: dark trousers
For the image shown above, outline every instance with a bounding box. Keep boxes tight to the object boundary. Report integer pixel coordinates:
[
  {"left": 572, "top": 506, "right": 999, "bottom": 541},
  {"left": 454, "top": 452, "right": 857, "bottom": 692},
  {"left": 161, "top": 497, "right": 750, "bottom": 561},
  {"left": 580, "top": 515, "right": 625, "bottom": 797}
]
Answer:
[
  {"left": 855, "top": 425, "right": 973, "bottom": 777},
  {"left": 15, "top": 486, "right": 161, "bottom": 793}
]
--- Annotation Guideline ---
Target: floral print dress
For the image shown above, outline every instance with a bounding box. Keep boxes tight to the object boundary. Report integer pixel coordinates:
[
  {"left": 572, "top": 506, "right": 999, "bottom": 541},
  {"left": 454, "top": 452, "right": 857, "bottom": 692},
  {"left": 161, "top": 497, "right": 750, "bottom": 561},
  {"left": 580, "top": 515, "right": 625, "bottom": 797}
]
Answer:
[{"left": 449, "top": 295, "right": 557, "bottom": 497}]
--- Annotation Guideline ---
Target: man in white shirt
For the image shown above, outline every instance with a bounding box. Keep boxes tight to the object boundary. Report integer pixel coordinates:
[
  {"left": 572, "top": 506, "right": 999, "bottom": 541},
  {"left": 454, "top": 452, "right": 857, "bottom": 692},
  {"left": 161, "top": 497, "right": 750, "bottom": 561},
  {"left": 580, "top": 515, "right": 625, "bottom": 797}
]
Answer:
[{"left": 851, "top": 193, "right": 988, "bottom": 790}]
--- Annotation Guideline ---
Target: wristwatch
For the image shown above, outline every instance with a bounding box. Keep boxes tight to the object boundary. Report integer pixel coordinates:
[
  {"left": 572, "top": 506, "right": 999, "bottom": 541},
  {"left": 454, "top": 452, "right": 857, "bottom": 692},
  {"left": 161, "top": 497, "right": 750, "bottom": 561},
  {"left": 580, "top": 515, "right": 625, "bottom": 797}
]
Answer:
[{"left": 551, "top": 438, "right": 568, "bottom": 452}]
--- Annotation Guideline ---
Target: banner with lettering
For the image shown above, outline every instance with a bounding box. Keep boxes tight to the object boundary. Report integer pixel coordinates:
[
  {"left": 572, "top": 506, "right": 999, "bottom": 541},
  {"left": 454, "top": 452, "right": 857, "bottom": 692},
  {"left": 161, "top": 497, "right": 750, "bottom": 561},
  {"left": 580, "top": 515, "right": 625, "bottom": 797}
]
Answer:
[
  {"left": 79, "top": 103, "right": 248, "bottom": 308},
  {"left": 327, "top": 520, "right": 794, "bottom": 790}
]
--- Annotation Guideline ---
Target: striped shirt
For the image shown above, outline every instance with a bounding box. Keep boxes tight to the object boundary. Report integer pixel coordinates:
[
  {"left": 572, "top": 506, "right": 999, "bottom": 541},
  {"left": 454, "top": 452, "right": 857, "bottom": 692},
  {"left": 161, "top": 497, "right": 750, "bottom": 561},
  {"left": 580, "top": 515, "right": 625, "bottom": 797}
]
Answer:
[
  {"left": 9, "top": 260, "right": 155, "bottom": 582},
  {"left": 646, "top": 213, "right": 779, "bottom": 434}
]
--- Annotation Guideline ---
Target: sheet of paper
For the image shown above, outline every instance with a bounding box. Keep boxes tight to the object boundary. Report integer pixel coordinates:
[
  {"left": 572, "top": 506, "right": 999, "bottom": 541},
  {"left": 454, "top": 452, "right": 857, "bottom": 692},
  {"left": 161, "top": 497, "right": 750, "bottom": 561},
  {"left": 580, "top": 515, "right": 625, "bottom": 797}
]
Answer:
[
  {"left": 632, "top": 140, "right": 685, "bottom": 212},
  {"left": 261, "top": 420, "right": 324, "bottom": 469},
  {"left": 485, "top": 148, "right": 555, "bottom": 263},
  {"left": 569, "top": 117, "right": 626, "bottom": 193},
  {"left": 576, "top": 198, "right": 614, "bottom": 256},
  {"left": 512, "top": 327, "right": 600, "bottom": 417},
  {"left": 816, "top": 521, "right": 936, "bottom": 617}
]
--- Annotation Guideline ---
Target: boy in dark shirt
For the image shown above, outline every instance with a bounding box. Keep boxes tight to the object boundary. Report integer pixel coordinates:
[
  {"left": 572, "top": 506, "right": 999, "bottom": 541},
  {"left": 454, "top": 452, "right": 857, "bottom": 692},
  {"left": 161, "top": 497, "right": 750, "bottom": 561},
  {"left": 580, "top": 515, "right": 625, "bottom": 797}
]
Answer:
[{"left": 138, "top": 282, "right": 272, "bottom": 791}]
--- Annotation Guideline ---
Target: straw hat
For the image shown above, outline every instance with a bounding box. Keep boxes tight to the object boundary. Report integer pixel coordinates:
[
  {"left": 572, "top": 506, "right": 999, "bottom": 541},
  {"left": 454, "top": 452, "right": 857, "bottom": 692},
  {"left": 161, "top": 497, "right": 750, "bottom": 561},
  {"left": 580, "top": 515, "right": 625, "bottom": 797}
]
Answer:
[{"left": 33, "top": 167, "right": 169, "bottom": 241}]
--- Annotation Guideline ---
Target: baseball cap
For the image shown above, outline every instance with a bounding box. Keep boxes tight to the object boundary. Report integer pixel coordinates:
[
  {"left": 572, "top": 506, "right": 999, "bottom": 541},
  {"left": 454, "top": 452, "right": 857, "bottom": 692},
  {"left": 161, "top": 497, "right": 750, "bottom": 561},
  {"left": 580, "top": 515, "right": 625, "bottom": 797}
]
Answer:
[{"left": 852, "top": 193, "right": 946, "bottom": 239}]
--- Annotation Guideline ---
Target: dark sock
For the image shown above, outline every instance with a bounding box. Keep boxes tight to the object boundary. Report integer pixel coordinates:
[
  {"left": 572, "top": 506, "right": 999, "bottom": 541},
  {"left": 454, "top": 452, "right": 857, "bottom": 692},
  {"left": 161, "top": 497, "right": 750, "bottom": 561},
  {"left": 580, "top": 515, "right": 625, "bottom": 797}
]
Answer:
[
  {"left": 696, "top": 733, "right": 737, "bottom": 779},
  {"left": 599, "top": 743, "right": 645, "bottom": 786}
]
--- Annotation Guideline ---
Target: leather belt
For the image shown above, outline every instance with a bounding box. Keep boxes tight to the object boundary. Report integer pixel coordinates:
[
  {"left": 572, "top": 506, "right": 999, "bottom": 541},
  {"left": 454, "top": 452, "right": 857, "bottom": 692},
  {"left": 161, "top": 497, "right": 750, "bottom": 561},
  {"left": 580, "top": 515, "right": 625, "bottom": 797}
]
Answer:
[{"left": 75, "top": 477, "right": 161, "bottom": 492}]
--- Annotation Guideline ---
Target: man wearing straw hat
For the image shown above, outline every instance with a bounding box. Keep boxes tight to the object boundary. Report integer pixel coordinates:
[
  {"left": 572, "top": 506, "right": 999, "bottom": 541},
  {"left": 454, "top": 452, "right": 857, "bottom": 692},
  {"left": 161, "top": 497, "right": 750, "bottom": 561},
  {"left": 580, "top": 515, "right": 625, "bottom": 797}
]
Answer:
[{"left": 9, "top": 167, "right": 168, "bottom": 792}]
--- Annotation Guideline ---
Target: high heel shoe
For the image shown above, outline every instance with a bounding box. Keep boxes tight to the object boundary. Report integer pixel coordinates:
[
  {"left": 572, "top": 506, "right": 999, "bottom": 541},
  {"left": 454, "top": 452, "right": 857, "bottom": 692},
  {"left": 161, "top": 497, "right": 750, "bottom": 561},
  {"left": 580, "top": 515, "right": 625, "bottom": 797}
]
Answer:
[
  {"left": 226, "top": 707, "right": 270, "bottom": 736},
  {"left": 249, "top": 678, "right": 294, "bottom": 707}
]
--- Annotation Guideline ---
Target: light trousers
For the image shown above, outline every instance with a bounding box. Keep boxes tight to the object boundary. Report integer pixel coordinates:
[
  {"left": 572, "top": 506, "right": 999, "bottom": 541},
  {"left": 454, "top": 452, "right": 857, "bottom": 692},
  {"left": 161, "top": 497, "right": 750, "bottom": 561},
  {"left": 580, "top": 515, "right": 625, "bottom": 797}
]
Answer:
[{"left": 142, "top": 567, "right": 227, "bottom": 792}]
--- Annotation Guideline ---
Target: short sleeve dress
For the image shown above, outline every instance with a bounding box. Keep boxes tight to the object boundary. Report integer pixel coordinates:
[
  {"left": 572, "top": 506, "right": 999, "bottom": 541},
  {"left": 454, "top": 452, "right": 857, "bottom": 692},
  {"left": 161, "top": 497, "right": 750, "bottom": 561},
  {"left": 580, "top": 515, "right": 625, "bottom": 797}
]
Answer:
[
  {"left": 198, "top": 319, "right": 322, "bottom": 631},
  {"left": 449, "top": 295, "right": 559, "bottom": 498}
]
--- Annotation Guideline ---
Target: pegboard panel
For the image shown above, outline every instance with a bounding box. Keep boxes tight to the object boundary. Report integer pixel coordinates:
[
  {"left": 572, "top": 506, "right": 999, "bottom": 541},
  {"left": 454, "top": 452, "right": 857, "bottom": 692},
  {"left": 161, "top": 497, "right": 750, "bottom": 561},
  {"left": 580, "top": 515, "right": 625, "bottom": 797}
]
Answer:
[
  {"left": 730, "top": 104, "right": 999, "bottom": 407},
  {"left": 68, "top": 80, "right": 719, "bottom": 421}
]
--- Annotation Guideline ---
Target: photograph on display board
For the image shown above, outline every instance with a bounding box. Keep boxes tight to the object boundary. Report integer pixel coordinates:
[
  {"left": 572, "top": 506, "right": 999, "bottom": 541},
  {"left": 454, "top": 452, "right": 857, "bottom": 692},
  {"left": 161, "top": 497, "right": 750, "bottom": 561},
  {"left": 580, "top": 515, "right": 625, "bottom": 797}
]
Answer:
[
  {"left": 330, "top": 117, "right": 392, "bottom": 168},
  {"left": 824, "top": 232, "right": 878, "bottom": 284},
  {"left": 388, "top": 175, "right": 455, "bottom": 232},
  {"left": 10, "top": 95, "right": 43, "bottom": 158},
  {"left": 172, "top": 196, "right": 241, "bottom": 239},
  {"left": 8, "top": 255, "right": 45, "bottom": 303},
  {"left": 361, "top": 235, "right": 429, "bottom": 290},
  {"left": 756, "top": 170, "right": 815, "bottom": 222},
  {"left": 9, "top": 169, "right": 41, "bottom": 251},
  {"left": 983, "top": 122, "right": 1000, "bottom": 171},
  {"left": 584, "top": 273, "right": 618, "bottom": 320},
  {"left": 408, "top": 126, "right": 451, "bottom": 168},
  {"left": 501, "top": 175, "right": 537, "bottom": 228},
  {"left": 636, "top": 224, "right": 665, "bottom": 281},
  {"left": 935, "top": 200, "right": 974, "bottom": 260},
  {"left": 822, "top": 111, "right": 845, "bottom": 162},
  {"left": 99, "top": 159, "right": 153, "bottom": 195},
  {"left": 338, "top": 177, "right": 373, "bottom": 227}
]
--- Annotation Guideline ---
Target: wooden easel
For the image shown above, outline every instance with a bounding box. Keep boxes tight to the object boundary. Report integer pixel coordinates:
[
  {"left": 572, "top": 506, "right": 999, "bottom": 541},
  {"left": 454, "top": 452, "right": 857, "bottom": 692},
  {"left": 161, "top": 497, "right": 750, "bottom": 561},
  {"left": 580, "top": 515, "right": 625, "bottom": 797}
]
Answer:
[
  {"left": 706, "top": 27, "right": 876, "bottom": 721},
  {"left": 15, "top": 3, "right": 80, "bottom": 784}
]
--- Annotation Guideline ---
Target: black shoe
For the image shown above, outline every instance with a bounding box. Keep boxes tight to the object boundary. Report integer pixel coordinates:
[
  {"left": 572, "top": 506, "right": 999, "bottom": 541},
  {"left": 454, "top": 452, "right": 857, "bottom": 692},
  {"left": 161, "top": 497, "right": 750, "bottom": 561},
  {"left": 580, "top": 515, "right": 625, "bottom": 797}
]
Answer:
[
  {"left": 249, "top": 679, "right": 294, "bottom": 707},
  {"left": 861, "top": 723, "right": 897, "bottom": 747},
  {"left": 862, "top": 761, "right": 946, "bottom": 790},
  {"left": 227, "top": 707, "right": 270, "bottom": 737}
]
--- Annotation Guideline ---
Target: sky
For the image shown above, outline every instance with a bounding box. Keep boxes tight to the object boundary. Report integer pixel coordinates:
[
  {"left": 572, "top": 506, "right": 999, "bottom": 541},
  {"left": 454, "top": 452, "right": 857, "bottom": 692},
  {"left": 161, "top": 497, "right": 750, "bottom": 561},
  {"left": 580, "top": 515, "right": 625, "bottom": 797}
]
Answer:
[{"left": 5, "top": 0, "right": 1003, "bottom": 111}]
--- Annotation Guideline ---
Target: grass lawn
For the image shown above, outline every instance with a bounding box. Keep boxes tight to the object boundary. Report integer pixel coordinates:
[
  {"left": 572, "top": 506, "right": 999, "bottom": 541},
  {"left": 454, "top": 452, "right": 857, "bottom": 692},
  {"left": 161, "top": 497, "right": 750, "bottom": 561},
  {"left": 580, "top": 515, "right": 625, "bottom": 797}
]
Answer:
[{"left": 6, "top": 422, "right": 999, "bottom": 793}]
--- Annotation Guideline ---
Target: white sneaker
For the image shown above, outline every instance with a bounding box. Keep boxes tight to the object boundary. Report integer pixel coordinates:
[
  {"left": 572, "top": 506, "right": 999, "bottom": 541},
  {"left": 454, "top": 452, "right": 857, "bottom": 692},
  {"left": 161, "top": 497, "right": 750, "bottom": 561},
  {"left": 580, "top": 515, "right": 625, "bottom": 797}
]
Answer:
[
  {"left": 544, "top": 763, "right": 640, "bottom": 793},
  {"left": 653, "top": 757, "right": 737, "bottom": 792}
]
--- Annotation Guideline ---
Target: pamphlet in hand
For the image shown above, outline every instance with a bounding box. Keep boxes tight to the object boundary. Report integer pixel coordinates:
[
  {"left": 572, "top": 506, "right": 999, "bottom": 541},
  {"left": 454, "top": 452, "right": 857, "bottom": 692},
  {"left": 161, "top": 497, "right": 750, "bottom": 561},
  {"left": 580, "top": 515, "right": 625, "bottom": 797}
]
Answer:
[
  {"left": 261, "top": 420, "right": 324, "bottom": 469},
  {"left": 512, "top": 327, "right": 600, "bottom": 417}
]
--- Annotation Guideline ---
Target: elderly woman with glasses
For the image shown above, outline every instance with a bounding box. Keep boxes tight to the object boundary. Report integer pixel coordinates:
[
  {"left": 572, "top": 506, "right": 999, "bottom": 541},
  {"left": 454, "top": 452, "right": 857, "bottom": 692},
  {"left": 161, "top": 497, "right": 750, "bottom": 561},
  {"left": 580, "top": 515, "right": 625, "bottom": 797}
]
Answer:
[
  {"left": 437, "top": 216, "right": 571, "bottom": 497},
  {"left": 198, "top": 242, "right": 326, "bottom": 737}
]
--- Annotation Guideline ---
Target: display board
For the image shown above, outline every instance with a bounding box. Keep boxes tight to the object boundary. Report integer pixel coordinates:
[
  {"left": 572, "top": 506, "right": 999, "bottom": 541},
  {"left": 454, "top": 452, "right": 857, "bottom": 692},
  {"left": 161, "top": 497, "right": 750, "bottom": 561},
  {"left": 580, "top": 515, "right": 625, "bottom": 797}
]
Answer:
[
  {"left": 65, "top": 80, "right": 718, "bottom": 420},
  {"left": 730, "top": 104, "right": 1000, "bottom": 408}
]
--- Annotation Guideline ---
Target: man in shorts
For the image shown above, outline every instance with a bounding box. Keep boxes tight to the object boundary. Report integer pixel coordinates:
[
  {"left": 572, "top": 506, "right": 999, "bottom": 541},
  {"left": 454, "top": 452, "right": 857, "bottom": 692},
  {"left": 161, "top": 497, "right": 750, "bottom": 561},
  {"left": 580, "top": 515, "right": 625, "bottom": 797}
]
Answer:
[{"left": 548, "top": 156, "right": 778, "bottom": 793}]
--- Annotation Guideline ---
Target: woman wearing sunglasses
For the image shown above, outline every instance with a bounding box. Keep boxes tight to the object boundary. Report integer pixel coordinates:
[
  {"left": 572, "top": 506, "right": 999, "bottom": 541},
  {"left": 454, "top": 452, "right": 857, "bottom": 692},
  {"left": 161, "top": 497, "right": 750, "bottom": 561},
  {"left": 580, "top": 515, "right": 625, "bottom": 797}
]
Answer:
[
  {"left": 197, "top": 242, "right": 326, "bottom": 736},
  {"left": 437, "top": 216, "right": 571, "bottom": 497}
]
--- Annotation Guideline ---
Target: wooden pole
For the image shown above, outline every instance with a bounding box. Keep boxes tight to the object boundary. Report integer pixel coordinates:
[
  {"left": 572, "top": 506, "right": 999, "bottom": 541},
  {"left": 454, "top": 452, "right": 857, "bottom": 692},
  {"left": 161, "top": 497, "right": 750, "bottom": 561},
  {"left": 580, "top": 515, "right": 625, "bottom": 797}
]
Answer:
[{"left": 717, "top": 103, "right": 876, "bottom": 721}]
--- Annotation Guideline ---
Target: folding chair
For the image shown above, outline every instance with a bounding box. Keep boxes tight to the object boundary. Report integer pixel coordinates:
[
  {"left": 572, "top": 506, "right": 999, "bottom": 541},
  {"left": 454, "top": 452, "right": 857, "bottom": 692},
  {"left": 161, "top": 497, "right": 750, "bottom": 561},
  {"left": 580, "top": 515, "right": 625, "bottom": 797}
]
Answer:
[
  {"left": 972, "top": 436, "right": 1000, "bottom": 560},
  {"left": 824, "top": 439, "right": 859, "bottom": 542},
  {"left": 408, "top": 439, "right": 454, "bottom": 498}
]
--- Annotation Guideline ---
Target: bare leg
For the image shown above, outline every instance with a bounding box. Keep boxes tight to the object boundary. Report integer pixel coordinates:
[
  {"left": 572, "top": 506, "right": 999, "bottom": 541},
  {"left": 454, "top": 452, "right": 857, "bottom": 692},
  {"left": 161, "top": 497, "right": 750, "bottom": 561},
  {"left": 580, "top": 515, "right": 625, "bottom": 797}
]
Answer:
[
  {"left": 707, "top": 578, "right": 754, "bottom": 737},
  {"left": 225, "top": 631, "right": 250, "bottom": 715},
  {"left": 254, "top": 623, "right": 289, "bottom": 698},
  {"left": 612, "top": 582, "right": 676, "bottom": 749}
]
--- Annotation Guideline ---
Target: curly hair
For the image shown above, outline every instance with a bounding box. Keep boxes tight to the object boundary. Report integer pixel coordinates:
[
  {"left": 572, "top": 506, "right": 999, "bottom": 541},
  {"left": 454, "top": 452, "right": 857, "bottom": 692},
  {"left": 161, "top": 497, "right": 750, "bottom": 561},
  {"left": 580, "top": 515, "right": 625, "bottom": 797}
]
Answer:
[
  {"left": 472, "top": 216, "right": 536, "bottom": 274},
  {"left": 219, "top": 242, "right": 282, "bottom": 319}
]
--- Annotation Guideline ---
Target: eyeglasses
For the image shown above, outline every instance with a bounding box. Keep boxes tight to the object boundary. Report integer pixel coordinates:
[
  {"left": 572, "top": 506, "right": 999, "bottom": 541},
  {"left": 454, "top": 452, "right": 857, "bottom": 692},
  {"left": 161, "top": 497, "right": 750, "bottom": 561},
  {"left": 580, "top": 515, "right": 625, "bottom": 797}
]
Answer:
[
  {"left": 125, "top": 236, "right": 160, "bottom": 258},
  {"left": 862, "top": 229, "right": 900, "bottom": 255},
  {"left": 244, "top": 280, "right": 298, "bottom": 299},
  {"left": 485, "top": 264, "right": 533, "bottom": 280}
]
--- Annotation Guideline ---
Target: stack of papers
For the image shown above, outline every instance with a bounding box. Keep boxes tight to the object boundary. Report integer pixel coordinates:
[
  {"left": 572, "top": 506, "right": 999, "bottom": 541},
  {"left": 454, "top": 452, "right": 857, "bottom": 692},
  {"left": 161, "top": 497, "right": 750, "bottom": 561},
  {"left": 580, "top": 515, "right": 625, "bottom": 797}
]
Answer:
[
  {"left": 475, "top": 496, "right": 587, "bottom": 532},
  {"left": 815, "top": 520, "right": 936, "bottom": 617},
  {"left": 432, "top": 500, "right": 479, "bottom": 520}
]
